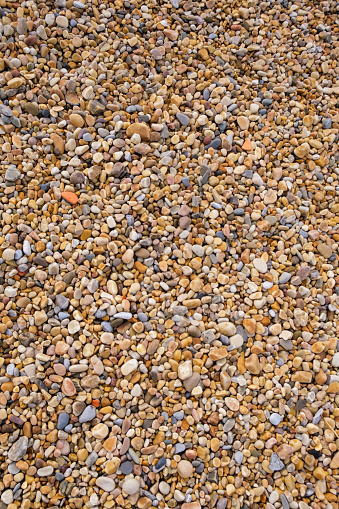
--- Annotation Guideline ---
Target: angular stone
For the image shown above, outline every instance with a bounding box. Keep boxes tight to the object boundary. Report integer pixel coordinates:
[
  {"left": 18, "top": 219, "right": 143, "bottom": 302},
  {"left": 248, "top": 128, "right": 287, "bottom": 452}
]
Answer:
[
  {"left": 294, "top": 143, "right": 310, "bottom": 158},
  {"left": 245, "top": 354, "right": 261, "bottom": 374},
  {"left": 8, "top": 436, "right": 29, "bottom": 461},
  {"left": 291, "top": 371, "right": 312, "bottom": 383}
]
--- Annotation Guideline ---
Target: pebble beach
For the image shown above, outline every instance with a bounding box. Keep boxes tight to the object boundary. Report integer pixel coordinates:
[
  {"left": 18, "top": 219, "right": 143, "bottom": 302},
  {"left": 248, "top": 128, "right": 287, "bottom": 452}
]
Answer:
[{"left": 1, "top": 0, "right": 339, "bottom": 508}]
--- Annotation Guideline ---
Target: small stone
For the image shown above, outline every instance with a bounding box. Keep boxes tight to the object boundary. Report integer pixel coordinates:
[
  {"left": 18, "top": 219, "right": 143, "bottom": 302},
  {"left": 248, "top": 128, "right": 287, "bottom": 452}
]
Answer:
[
  {"left": 269, "top": 453, "right": 285, "bottom": 471},
  {"left": 219, "top": 322, "right": 236, "bottom": 336},
  {"left": 177, "top": 460, "right": 193, "bottom": 478},
  {"left": 5, "top": 167, "right": 21, "bottom": 181},
  {"left": 37, "top": 466, "right": 54, "bottom": 476},
  {"left": 57, "top": 413, "right": 70, "bottom": 430},
  {"left": 292, "top": 372, "right": 312, "bottom": 383},
  {"left": 1, "top": 490, "right": 13, "bottom": 505},
  {"left": 270, "top": 414, "right": 282, "bottom": 426},
  {"left": 56, "top": 15, "right": 69, "bottom": 28},
  {"left": 79, "top": 406, "right": 96, "bottom": 423},
  {"left": 127, "top": 123, "right": 150, "bottom": 141},
  {"left": 121, "top": 359, "right": 138, "bottom": 376},
  {"left": 330, "top": 451, "right": 339, "bottom": 469},
  {"left": 176, "top": 112, "right": 190, "bottom": 126},
  {"left": 178, "top": 360, "right": 193, "bottom": 380},
  {"left": 120, "top": 461, "right": 134, "bottom": 475},
  {"left": 96, "top": 477, "right": 115, "bottom": 492},
  {"left": 253, "top": 258, "right": 267, "bottom": 273},
  {"left": 237, "top": 116, "right": 249, "bottom": 130},
  {"left": 276, "top": 444, "right": 294, "bottom": 460},
  {"left": 122, "top": 478, "right": 139, "bottom": 494},
  {"left": 8, "top": 436, "right": 29, "bottom": 461},
  {"left": 245, "top": 354, "right": 261, "bottom": 374},
  {"left": 317, "top": 243, "right": 333, "bottom": 258},
  {"left": 225, "top": 397, "right": 240, "bottom": 412},
  {"left": 61, "top": 192, "right": 78, "bottom": 205},
  {"left": 294, "top": 142, "right": 310, "bottom": 158},
  {"left": 92, "top": 423, "right": 109, "bottom": 440}
]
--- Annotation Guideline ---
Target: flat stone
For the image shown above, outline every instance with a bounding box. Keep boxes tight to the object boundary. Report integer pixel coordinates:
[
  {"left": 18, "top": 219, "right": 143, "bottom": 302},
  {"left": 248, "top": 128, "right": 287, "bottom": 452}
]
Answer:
[
  {"left": 8, "top": 436, "right": 28, "bottom": 461},
  {"left": 79, "top": 406, "right": 96, "bottom": 423},
  {"left": 96, "top": 477, "right": 115, "bottom": 492}
]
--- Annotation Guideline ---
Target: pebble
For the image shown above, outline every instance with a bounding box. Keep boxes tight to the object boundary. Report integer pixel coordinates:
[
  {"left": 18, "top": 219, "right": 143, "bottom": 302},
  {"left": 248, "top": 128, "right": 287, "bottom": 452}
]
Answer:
[
  {"left": 8, "top": 436, "right": 28, "bottom": 462},
  {"left": 79, "top": 406, "right": 96, "bottom": 423},
  {"left": 270, "top": 414, "right": 282, "bottom": 426},
  {"left": 96, "top": 477, "right": 114, "bottom": 492},
  {"left": 122, "top": 478, "right": 139, "bottom": 495}
]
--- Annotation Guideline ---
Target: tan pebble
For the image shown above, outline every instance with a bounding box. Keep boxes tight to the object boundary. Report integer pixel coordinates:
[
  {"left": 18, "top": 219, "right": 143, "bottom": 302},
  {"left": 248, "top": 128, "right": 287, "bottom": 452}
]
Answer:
[
  {"left": 294, "top": 142, "right": 310, "bottom": 158},
  {"left": 291, "top": 371, "right": 312, "bottom": 383},
  {"left": 224, "top": 397, "right": 240, "bottom": 412},
  {"left": 70, "top": 113, "right": 84, "bottom": 127},
  {"left": 177, "top": 460, "right": 193, "bottom": 478},
  {"left": 245, "top": 354, "right": 261, "bottom": 374},
  {"left": 92, "top": 423, "right": 109, "bottom": 440}
]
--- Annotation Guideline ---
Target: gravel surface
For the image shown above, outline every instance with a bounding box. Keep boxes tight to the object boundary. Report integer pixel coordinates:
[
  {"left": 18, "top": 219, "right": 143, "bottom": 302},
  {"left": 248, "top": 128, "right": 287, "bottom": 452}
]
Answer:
[{"left": 1, "top": 0, "right": 339, "bottom": 508}]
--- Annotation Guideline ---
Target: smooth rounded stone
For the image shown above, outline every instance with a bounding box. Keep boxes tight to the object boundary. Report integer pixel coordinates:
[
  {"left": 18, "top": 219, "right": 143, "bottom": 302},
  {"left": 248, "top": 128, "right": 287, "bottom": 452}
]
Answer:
[
  {"left": 159, "top": 481, "right": 170, "bottom": 495},
  {"left": 5, "top": 167, "right": 21, "bottom": 181},
  {"left": 229, "top": 334, "right": 244, "bottom": 348},
  {"left": 219, "top": 322, "right": 236, "bottom": 336},
  {"left": 56, "top": 15, "right": 68, "bottom": 28},
  {"left": 178, "top": 360, "right": 192, "bottom": 380},
  {"left": 234, "top": 451, "right": 243, "bottom": 464},
  {"left": 237, "top": 116, "right": 249, "bottom": 129},
  {"left": 121, "top": 358, "right": 138, "bottom": 376},
  {"left": 1, "top": 490, "right": 13, "bottom": 505},
  {"left": 120, "top": 461, "right": 134, "bottom": 475},
  {"left": 96, "top": 477, "right": 115, "bottom": 492},
  {"left": 37, "top": 466, "right": 54, "bottom": 476},
  {"left": 86, "top": 451, "right": 98, "bottom": 467},
  {"left": 3, "top": 249, "right": 15, "bottom": 261},
  {"left": 322, "top": 118, "right": 332, "bottom": 129},
  {"left": 57, "top": 413, "right": 70, "bottom": 430},
  {"left": 79, "top": 405, "right": 96, "bottom": 423},
  {"left": 8, "top": 436, "right": 28, "bottom": 461},
  {"left": 92, "top": 423, "right": 109, "bottom": 440},
  {"left": 294, "top": 142, "right": 310, "bottom": 158},
  {"left": 56, "top": 294, "right": 69, "bottom": 309},
  {"left": 175, "top": 443, "right": 186, "bottom": 454},
  {"left": 317, "top": 243, "right": 332, "bottom": 258},
  {"left": 332, "top": 352, "right": 339, "bottom": 367},
  {"left": 183, "top": 372, "right": 201, "bottom": 392},
  {"left": 68, "top": 320, "right": 80, "bottom": 334},
  {"left": 83, "top": 133, "right": 92, "bottom": 142},
  {"left": 153, "top": 457, "right": 166, "bottom": 472},
  {"left": 177, "top": 460, "right": 193, "bottom": 478},
  {"left": 253, "top": 258, "right": 267, "bottom": 273},
  {"left": 192, "top": 244, "right": 205, "bottom": 257},
  {"left": 270, "top": 413, "right": 282, "bottom": 426},
  {"left": 114, "top": 312, "right": 132, "bottom": 320},
  {"left": 45, "top": 13, "right": 55, "bottom": 24},
  {"left": 127, "top": 123, "right": 150, "bottom": 141},
  {"left": 122, "top": 478, "right": 140, "bottom": 494},
  {"left": 279, "top": 272, "right": 292, "bottom": 285},
  {"left": 269, "top": 491, "right": 279, "bottom": 504}
]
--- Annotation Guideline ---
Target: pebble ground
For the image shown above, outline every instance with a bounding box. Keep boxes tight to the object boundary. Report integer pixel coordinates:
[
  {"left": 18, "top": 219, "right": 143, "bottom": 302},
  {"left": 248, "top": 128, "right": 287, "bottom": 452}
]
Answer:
[{"left": 1, "top": 0, "right": 339, "bottom": 508}]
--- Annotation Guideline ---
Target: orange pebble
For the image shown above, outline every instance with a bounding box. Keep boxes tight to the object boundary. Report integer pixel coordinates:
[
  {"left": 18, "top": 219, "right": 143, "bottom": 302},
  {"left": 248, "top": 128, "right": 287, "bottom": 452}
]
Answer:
[
  {"left": 242, "top": 139, "right": 252, "bottom": 151},
  {"left": 61, "top": 191, "right": 78, "bottom": 205}
]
